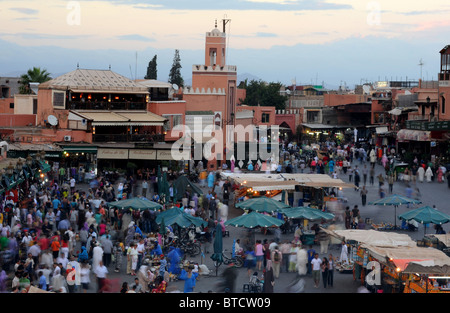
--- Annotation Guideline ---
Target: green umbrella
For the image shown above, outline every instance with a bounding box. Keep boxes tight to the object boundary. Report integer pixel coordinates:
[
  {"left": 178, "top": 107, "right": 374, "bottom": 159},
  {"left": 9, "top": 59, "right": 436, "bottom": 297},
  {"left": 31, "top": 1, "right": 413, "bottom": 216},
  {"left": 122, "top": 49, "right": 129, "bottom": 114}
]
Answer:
[
  {"left": 157, "top": 208, "right": 207, "bottom": 228},
  {"left": 369, "top": 194, "right": 422, "bottom": 206},
  {"left": 225, "top": 211, "right": 284, "bottom": 229},
  {"left": 108, "top": 197, "right": 163, "bottom": 211},
  {"left": 156, "top": 207, "right": 183, "bottom": 224},
  {"left": 173, "top": 175, "right": 203, "bottom": 203},
  {"left": 235, "top": 196, "right": 290, "bottom": 214},
  {"left": 369, "top": 194, "right": 422, "bottom": 228},
  {"left": 399, "top": 206, "right": 450, "bottom": 235},
  {"left": 210, "top": 223, "right": 223, "bottom": 275},
  {"left": 280, "top": 206, "right": 335, "bottom": 221}
]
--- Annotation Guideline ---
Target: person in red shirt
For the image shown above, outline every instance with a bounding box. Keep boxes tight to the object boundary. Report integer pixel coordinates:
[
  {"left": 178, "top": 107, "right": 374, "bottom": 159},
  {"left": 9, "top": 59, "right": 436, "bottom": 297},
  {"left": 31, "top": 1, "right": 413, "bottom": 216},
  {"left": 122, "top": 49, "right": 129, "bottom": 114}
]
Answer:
[{"left": 38, "top": 235, "right": 50, "bottom": 251}]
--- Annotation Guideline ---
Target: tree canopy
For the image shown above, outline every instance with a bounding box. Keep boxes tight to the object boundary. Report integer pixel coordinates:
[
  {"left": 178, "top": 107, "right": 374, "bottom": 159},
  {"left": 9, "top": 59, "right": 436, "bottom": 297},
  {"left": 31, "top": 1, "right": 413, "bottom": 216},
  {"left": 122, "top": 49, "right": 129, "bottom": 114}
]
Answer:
[
  {"left": 19, "top": 67, "right": 51, "bottom": 94},
  {"left": 145, "top": 55, "right": 157, "bottom": 80},
  {"left": 239, "top": 79, "right": 287, "bottom": 110},
  {"left": 168, "top": 49, "right": 184, "bottom": 88}
]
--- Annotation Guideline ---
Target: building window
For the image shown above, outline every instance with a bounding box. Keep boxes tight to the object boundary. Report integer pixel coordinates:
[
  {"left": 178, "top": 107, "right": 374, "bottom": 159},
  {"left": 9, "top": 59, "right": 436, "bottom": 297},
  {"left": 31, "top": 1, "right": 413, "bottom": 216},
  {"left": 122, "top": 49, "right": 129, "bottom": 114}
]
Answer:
[
  {"left": 9, "top": 102, "right": 14, "bottom": 109},
  {"left": 162, "top": 114, "right": 182, "bottom": 131},
  {"left": 261, "top": 113, "right": 270, "bottom": 123},
  {"left": 442, "top": 96, "right": 446, "bottom": 115},
  {"left": 173, "top": 115, "right": 182, "bottom": 128},
  {"left": 52, "top": 91, "right": 66, "bottom": 109},
  {"left": 307, "top": 111, "right": 320, "bottom": 123}
]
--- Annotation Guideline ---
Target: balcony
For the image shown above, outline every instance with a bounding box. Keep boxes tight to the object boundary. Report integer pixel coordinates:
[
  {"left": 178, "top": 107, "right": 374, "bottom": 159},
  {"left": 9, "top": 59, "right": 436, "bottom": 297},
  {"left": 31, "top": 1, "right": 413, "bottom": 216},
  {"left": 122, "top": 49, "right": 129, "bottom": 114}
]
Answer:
[
  {"left": 93, "top": 133, "right": 165, "bottom": 143},
  {"left": 67, "top": 101, "right": 146, "bottom": 111}
]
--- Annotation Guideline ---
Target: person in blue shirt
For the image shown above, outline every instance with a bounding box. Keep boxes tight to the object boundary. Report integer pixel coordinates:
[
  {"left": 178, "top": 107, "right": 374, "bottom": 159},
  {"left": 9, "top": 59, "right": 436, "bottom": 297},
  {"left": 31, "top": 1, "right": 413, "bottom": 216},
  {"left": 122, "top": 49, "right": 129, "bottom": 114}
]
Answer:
[
  {"left": 207, "top": 172, "right": 215, "bottom": 189},
  {"left": 307, "top": 245, "right": 316, "bottom": 275},
  {"left": 52, "top": 198, "right": 61, "bottom": 210},
  {"left": 151, "top": 241, "right": 162, "bottom": 257},
  {"left": 179, "top": 266, "right": 198, "bottom": 293},
  {"left": 38, "top": 271, "right": 47, "bottom": 291},
  {"left": 328, "top": 159, "right": 335, "bottom": 174}
]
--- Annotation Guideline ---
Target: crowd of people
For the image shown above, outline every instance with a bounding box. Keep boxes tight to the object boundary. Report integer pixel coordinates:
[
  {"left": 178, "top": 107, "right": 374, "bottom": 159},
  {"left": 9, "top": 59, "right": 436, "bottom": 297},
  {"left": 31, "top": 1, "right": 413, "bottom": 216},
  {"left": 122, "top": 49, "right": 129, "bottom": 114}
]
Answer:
[{"left": 0, "top": 134, "right": 447, "bottom": 293}]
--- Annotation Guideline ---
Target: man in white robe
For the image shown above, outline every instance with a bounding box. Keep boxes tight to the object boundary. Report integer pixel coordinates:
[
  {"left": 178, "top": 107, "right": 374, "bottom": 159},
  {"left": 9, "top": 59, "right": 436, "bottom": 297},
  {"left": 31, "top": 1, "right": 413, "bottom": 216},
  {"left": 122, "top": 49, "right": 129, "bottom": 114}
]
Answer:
[
  {"left": 417, "top": 166, "right": 425, "bottom": 183},
  {"left": 339, "top": 242, "right": 349, "bottom": 264},
  {"left": 425, "top": 167, "right": 433, "bottom": 182},
  {"left": 92, "top": 243, "right": 104, "bottom": 272},
  {"left": 296, "top": 248, "right": 308, "bottom": 276}
]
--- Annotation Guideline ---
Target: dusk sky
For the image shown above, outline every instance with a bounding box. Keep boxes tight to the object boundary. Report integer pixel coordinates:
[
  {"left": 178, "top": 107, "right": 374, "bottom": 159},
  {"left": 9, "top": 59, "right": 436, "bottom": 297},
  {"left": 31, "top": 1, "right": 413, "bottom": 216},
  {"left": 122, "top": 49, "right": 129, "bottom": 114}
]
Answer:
[{"left": 1, "top": 0, "right": 449, "bottom": 88}]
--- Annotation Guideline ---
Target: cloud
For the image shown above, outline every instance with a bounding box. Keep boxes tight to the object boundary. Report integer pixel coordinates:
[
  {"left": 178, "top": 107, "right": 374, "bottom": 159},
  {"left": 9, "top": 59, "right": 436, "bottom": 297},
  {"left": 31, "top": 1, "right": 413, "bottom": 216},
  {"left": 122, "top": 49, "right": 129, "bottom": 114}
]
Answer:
[
  {"left": 9, "top": 7, "right": 39, "bottom": 15},
  {"left": 255, "top": 32, "right": 278, "bottom": 37},
  {"left": 0, "top": 32, "right": 88, "bottom": 40},
  {"left": 92, "top": 0, "right": 352, "bottom": 11},
  {"left": 116, "top": 34, "right": 155, "bottom": 41},
  {"left": 13, "top": 17, "right": 38, "bottom": 21}
]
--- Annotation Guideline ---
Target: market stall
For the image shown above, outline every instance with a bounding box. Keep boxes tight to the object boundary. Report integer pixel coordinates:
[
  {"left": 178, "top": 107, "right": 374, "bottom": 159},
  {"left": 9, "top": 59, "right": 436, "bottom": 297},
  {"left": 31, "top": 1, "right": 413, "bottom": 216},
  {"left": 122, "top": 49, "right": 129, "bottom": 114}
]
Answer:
[
  {"left": 221, "top": 172, "right": 355, "bottom": 209},
  {"left": 366, "top": 245, "right": 450, "bottom": 293},
  {"left": 318, "top": 228, "right": 420, "bottom": 291},
  {"left": 402, "top": 262, "right": 450, "bottom": 293}
]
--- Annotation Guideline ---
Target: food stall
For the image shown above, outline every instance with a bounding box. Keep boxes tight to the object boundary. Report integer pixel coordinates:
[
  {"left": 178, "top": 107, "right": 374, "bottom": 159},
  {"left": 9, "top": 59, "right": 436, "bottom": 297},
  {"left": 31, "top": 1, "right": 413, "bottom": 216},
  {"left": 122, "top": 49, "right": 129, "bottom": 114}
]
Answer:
[
  {"left": 221, "top": 172, "right": 355, "bottom": 209},
  {"left": 402, "top": 262, "right": 450, "bottom": 293},
  {"left": 318, "top": 228, "right": 419, "bottom": 290},
  {"left": 366, "top": 245, "right": 450, "bottom": 293}
]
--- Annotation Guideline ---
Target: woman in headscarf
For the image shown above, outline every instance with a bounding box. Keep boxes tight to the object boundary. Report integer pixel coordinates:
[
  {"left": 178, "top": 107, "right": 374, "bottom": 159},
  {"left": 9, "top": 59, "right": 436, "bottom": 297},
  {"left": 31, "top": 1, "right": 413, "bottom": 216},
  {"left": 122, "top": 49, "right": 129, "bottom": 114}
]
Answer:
[
  {"left": 77, "top": 246, "right": 89, "bottom": 263},
  {"left": 137, "top": 263, "right": 151, "bottom": 293},
  {"left": 167, "top": 246, "right": 181, "bottom": 275},
  {"left": 263, "top": 260, "right": 274, "bottom": 293},
  {"left": 179, "top": 266, "right": 198, "bottom": 293},
  {"left": 128, "top": 243, "right": 139, "bottom": 276},
  {"left": 437, "top": 166, "right": 444, "bottom": 183}
]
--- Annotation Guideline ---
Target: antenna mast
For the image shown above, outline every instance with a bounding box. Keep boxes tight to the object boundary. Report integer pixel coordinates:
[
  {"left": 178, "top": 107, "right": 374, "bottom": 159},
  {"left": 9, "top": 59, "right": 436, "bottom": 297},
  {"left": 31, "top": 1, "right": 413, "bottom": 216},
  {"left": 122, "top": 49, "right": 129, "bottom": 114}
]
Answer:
[{"left": 222, "top": 16, "right": 231, "bottom": 65}]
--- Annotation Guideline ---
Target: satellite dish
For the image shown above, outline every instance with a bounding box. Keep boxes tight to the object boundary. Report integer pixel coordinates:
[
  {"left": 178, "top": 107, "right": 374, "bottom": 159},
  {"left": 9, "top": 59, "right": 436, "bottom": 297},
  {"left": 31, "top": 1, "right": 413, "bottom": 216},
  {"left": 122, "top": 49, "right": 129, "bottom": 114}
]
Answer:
[
  {"left": 362, "top": 85, "right": 370, "bottom": 95},
  {"left": 172, "top": 84, "right": 179, "bottom": 91},
  {"left": 286, "top": 89, "right": 291, "bottom": 95},
  {"left": 47, "top": 115, "right": 58, "bottom": 126}
]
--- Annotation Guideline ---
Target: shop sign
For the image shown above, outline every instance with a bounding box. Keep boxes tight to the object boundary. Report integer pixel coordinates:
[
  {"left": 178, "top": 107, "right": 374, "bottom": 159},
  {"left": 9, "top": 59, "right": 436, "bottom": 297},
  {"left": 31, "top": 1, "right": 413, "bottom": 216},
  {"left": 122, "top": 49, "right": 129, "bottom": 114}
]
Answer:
[
  {"left": 129, "top": 149, "right": 156, "bottom": 160},
  {"left": 406, "top": 120, "right": 427, "bottom": 131},
  {"left": 97, "top": 148, "right": 128, "bottom": 159},
  {"left": 157, "top": 149, "right": 190, "bottom": 160},
  {"left": 427, "top": 120, "right": 450, "bottom": 131},
  {"left": 406, "top": 120, "right": 450, "bottom": 131}
]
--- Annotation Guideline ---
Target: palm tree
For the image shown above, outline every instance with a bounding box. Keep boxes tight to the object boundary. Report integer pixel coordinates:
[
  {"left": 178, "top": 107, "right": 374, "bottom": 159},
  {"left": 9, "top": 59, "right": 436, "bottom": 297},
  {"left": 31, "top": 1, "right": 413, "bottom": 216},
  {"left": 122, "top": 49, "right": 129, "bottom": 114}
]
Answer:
[{"left": 19, "top": 67, "right": 52, "bottom": 94}]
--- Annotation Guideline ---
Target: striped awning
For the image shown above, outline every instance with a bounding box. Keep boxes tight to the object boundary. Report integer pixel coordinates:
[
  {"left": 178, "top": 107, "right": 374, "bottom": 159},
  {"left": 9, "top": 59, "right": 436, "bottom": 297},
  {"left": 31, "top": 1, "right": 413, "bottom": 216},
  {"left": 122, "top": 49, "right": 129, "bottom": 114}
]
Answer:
[{"left": 72, "top": 110, "right": 166, "bottom": 126}]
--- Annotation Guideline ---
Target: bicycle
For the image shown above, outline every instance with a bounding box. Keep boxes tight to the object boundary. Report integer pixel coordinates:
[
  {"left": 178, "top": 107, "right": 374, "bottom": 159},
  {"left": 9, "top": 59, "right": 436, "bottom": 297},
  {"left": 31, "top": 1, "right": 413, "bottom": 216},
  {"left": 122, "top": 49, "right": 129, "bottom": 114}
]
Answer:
[{"left": 213, "top": 249, "right": 244, "bottom": 268}]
